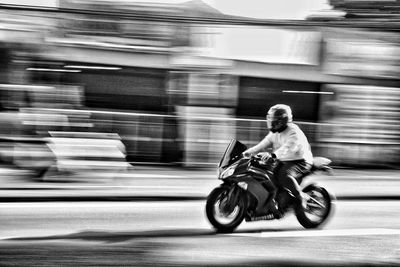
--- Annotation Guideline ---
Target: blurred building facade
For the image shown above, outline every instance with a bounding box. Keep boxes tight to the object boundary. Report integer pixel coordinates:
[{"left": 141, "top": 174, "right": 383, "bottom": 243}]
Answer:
[{"left": 0, "top": 0, "right": 399, "bottom": 168}]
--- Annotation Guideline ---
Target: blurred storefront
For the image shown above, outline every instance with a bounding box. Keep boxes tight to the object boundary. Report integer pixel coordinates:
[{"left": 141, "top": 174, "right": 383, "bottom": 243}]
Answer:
[
  {"left": 315, "top": 28, "right": 400, "bottom": 167},
  {"left": 0, "top": 0, "right": 399, "bottom": 168}
]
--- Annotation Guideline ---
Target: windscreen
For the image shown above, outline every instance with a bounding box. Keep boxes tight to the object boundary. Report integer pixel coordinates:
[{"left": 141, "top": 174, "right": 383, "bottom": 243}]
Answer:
[{"left": 218, "top": 139, "right": 247, "bottom": 169}]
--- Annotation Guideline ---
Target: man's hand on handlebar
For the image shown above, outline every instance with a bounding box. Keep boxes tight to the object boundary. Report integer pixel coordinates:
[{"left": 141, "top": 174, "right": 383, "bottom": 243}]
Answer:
[
  {"left": 242, "top": 151, "right": 278, "bottom": 165},
  {"left": 257, "top": 152, "right": 277, "bottom": 164},
  {"left": 242, "top": 151, "right": 252, "bottom": 158}
]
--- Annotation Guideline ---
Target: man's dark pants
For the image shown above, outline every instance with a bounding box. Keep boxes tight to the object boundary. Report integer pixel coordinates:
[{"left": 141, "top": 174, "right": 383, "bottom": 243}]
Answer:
[{"left": 272, "top": 159, "right": 312, "bottom": 204}]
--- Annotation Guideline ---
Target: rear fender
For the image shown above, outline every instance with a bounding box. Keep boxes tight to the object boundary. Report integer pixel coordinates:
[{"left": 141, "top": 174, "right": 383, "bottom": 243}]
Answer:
[
  {"left": 321, "top": 166, "right": 334, "bottom": 175},
  {"left": 302, "top": 183, "right": 336, "bottom": 202},
  {"left": 301, "top": 165, "right": 333, "bottom": 185}
]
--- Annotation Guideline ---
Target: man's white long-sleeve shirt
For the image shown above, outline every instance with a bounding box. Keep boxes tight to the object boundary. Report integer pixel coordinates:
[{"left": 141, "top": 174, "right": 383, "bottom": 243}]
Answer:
[{"left": 247, "top": 123, "right": 313, "bottom": 164}]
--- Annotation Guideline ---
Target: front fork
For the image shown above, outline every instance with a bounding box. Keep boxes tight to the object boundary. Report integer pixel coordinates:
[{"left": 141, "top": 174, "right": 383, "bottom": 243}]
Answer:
[{"left": 219, "top": 185, "right": 242, "bottom": 214}]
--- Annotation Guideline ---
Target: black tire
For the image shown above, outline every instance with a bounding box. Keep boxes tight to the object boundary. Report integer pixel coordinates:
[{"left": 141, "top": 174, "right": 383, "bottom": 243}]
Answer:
[
  {"left": 206, "top": 186, "right": 247, "bottom": 233},
  {"left": 296, "top": 184, "right": 335, "bottom": 229}
]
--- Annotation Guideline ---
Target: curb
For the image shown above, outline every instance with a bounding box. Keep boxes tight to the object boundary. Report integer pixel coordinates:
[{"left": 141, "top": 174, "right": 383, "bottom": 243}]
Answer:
[
  {"left": 0, "top": 196, "right": 206, "bottom": 202},
  {"left": 0, "top": 195, "right": 400, "bottom": 202}
]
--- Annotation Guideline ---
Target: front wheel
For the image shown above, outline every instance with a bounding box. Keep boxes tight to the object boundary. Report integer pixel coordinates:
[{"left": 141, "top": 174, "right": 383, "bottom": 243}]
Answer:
[
  {"left": 296, "top": 184, "right": 335, "bottom": 229},
  {"left": 206, "top": 186, "right": 247, "bottom": 233}
]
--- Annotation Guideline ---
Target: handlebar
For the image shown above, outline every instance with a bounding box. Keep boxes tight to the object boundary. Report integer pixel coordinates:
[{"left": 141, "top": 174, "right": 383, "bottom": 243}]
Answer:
[{"left": 247, "top": 152, "right": 277, "bottom": 165}]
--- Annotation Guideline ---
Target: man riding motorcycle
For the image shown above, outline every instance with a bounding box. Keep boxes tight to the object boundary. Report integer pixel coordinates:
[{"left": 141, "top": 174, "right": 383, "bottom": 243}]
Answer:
[{"left": 242, "top": 104, "right": 313, "bottom": 216}]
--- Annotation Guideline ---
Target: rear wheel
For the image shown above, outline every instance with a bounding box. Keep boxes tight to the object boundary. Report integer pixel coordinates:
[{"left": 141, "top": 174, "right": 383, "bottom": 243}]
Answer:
[
  {"left": 206, "top": 186, "right": 246, "bottom": 233},
  {"left": 296, "top": 184, "right": 335, "bottom": 229}
]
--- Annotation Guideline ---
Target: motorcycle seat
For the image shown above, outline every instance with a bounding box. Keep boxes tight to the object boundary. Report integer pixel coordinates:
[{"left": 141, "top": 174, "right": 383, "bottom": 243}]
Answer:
[{"left": 312, "top": 157, "right": 332, "bottom": 172}]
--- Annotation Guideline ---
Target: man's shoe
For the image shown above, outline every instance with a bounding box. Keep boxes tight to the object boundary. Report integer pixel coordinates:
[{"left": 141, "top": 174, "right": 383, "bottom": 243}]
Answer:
[{"left": 268, "top": 200, "right": 282, "bottom": 219}]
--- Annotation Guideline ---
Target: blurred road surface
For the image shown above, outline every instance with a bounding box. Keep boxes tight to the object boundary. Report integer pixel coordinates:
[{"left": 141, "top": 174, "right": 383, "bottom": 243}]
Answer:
[
  {"left": 1, "top": 166, "right": 399, "bottom": 266},
  {"left": 1, "top": 200, "right": 399, "bottom": 266}
]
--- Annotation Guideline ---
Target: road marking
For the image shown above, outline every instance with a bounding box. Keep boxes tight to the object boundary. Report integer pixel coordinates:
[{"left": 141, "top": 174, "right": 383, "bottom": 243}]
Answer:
[
  {"left": 230, "top": 228, "right": 400, "bottom": 238},
  {"left": 0, "top": 200, "right": 204, "bottom": 208}
]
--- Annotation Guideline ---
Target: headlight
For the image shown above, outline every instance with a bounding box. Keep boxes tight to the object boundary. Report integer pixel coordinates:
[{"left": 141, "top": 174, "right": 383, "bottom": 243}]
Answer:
[{"left": 219, "top": 165, "right": 235, "bottom": 179}]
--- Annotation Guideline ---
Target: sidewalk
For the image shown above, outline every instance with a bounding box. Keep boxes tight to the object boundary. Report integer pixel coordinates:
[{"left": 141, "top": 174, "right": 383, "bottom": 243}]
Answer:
[{"left": 0, "top": 166, "right": 399, "bottom": 201}]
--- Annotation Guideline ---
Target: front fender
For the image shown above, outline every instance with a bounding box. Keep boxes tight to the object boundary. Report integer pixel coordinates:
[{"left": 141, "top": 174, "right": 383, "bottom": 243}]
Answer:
[{"left": 208, "top": 185, "right": 246, "bottom": 214}]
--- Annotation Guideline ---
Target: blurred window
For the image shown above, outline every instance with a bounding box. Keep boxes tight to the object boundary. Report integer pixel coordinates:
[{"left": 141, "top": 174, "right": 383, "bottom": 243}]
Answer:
[
  {"left": 71, "top": 68, "right": 168, "bottom": 112},
  {"left": 237, "top": 77, "right": 320, "bottom": 122}
]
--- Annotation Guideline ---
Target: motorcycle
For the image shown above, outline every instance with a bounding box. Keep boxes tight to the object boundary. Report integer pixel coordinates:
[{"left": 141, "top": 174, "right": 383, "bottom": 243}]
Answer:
[{"left": 206, "top": 139, "right": 335, "bottom": 233}]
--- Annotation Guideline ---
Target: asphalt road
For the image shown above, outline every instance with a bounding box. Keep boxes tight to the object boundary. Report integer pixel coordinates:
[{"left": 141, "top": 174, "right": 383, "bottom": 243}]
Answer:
[{"left": 1, "top": 200, "right": 399, "bottom": 266}]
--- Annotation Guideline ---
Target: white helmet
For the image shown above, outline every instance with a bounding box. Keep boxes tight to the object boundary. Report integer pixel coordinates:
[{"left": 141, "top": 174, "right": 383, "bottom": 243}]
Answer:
[{"left": 266, "top": 104, "right": 293, "bottom": 133}]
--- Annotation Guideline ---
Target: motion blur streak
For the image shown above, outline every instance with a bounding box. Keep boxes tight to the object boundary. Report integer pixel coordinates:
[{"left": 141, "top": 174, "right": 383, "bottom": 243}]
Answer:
[{"left": 0, "top": 0, "right": 399, "bottom": 266}]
